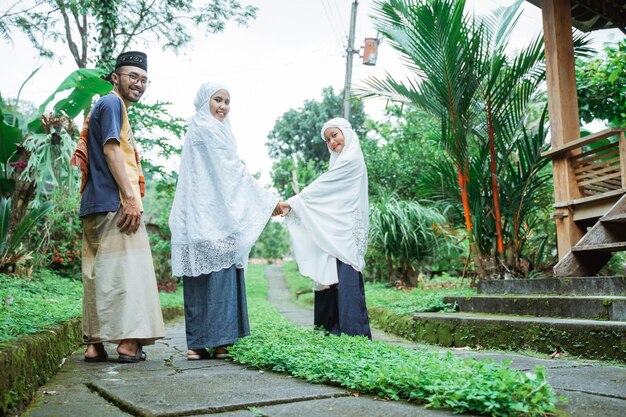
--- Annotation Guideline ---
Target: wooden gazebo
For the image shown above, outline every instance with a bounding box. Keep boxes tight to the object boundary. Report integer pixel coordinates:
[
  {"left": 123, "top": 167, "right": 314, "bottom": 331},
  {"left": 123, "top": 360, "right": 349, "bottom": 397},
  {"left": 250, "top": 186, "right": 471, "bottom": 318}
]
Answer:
[{"left": 528, "top": 0, "right": 626, "bottom": 276}]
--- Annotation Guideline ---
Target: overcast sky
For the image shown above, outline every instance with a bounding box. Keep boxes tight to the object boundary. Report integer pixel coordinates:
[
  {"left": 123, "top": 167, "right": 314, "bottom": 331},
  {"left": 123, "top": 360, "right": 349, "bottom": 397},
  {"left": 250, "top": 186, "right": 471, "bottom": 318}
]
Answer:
[{"left": 0, "top": 0, "right": 623, "bottom": 185}]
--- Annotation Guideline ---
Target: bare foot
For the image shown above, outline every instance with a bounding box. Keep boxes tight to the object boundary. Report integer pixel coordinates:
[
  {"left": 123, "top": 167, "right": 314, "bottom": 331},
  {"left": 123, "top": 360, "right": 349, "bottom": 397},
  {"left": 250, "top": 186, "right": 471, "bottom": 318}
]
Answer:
[
  {"left": 117, "top": 339, "right": 146, "bottom": 361},
  {"left": 187, "top": 349, "right": 211, "bottom": 360},
  {"left": 214, "top": 346, "right": 229, "bottom": 359},
  {"left": 84, "top": 343, "right": 107, "bottom": 362}
]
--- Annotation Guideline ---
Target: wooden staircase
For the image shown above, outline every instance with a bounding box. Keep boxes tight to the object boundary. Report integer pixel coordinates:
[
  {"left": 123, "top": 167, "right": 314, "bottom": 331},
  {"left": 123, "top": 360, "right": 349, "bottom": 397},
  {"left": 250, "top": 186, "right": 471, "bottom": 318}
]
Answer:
[
  {"left": 555, "top": 193, "right": 626, "bottom": 276},
  {"left": 540, "top": 127, "right": 626, "bottom": 276}
]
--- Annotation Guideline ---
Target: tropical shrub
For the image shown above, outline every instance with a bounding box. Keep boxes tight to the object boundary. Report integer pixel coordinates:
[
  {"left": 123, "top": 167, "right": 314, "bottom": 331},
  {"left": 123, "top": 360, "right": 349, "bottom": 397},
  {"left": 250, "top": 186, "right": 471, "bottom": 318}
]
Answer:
[
  {"left": 19, "top": 113, "right": 79, "bottom": 206},
  {"left": 37, "top": 189, "right": 83, "bottom": 278},
  {"left": 149, "top": 233, "right": 176, "bottom": 291},
  {"left": 368, "top": 194, "right": 463, "bottom": 284},
  {"left": 0, "top": 197, "right": 54, "bottom": 273},
  {"left": 0, "top": 107, "right": 23, "bottom": 197}
]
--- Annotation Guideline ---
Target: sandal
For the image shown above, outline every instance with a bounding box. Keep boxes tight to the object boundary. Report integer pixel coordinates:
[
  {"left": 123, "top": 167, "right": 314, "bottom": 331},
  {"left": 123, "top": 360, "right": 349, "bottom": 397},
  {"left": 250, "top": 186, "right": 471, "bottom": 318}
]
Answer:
[
  {"left": 187, "top": 349, "right": 212, "bottom": 360},
  {"left": 213, "top": 346, "right": 229, "bottom": 359},
  {"left": 118, "top": 344, "right": 146, "bottom": 363},
  {"left": 84, "top": 343, "right": 108, "bottom": 363}
]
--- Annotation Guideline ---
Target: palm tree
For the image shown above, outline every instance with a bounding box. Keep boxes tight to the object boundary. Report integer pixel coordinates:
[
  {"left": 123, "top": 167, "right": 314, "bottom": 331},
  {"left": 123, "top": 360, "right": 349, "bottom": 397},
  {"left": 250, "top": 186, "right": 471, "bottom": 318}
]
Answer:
[
  {"left": 362, "top": 0, "right": 551, "bottom": 276},
  {"left": 472, "top": 0, "right": 545, "bottom": 262},
  {"left": 364, "top": 0, "right": 482, "bottom": 235}
]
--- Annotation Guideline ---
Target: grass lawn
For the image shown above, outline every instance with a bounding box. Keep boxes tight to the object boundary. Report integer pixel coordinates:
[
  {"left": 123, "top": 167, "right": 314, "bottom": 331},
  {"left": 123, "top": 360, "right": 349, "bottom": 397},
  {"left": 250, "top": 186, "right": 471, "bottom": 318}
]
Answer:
[{"left": 0, "top": 270, "right": 182, "bottom": 344}]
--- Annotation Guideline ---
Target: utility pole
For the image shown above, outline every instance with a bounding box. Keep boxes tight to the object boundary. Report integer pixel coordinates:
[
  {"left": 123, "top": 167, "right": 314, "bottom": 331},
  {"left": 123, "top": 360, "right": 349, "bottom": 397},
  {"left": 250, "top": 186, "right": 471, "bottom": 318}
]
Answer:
[{"left": 342, "top": 0, "right": 358, "bottom": 120}]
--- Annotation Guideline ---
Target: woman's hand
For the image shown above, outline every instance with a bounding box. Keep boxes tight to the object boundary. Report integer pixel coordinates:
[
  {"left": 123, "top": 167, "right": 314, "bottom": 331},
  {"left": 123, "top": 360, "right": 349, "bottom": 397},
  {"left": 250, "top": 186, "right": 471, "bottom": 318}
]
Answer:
[
  {"left": 272, "top": 201, "right": 283, "bottom": 217},
  {"left": 278, "top": 201, "right": 291, "bottom": 216}
]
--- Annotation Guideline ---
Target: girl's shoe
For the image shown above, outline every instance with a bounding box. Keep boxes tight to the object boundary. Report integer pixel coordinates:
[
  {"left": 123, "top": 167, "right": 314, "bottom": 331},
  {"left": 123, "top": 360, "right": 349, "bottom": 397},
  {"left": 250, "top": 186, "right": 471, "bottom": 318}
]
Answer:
[
  {"left": 213, "top": 346, "right": 229, "bottom": 359},
  {"left": 187, "top": 349, "right": 211, "bottom": 360}
]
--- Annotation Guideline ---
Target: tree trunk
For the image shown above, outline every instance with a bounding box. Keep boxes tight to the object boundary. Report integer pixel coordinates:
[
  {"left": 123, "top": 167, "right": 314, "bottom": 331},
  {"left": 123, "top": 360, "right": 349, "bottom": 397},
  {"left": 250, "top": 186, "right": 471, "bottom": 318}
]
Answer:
[
  {"left": 487, "top": 103, "right": 504, "bottom": 260},
  {"left": 457, "top": 167, "right": 473, "bottom": 232}
]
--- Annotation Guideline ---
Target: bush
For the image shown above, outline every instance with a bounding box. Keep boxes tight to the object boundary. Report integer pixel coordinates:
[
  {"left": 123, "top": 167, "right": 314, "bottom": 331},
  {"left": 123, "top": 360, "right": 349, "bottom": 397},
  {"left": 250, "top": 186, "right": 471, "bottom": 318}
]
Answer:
[
  {"left": 0, "top": 197, "right": 55, "bottom": 273},
  {"left": 368, "top": 194, "right": 464, "bottom": 284},
  {"left": 36, "top": 189, "right": 82, "bottom": 278}
]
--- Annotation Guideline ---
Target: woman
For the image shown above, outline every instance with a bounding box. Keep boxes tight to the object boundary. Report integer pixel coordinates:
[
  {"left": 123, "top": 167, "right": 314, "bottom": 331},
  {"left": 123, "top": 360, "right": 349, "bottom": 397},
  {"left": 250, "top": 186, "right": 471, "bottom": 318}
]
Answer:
[
  {"left": 281, "top": 117, "right": 371, "bottom": 338},
  {"left": 169, "top": 82, "right": 280, "bottom": 360}
]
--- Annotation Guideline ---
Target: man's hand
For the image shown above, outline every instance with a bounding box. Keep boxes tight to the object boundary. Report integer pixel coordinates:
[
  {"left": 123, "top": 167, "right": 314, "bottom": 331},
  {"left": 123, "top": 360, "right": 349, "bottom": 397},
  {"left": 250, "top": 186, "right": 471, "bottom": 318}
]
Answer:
[
  {"left": 118, "top": 196, "right": 141, "bottom": 234},
  {"left": 103, "top": 140, "right": 142, "bottom": 234}
]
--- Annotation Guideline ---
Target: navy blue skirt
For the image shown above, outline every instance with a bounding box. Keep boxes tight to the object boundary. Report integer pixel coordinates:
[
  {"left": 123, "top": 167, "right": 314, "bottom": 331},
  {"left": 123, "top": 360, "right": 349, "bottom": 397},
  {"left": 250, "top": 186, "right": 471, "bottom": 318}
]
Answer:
[
  {"left": 314, "top": 259, "right": 372, "bottom": 339},
  {"left": 182, "top": 265, "right": 250, "bottom": 349}
]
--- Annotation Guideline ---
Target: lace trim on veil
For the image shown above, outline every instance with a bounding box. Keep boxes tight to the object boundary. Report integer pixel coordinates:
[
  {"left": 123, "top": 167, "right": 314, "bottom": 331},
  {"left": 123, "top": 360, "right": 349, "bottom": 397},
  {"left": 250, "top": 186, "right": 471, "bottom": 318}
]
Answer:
[{"left": 171, "top": 209, "right": 271, "bottom": 277}]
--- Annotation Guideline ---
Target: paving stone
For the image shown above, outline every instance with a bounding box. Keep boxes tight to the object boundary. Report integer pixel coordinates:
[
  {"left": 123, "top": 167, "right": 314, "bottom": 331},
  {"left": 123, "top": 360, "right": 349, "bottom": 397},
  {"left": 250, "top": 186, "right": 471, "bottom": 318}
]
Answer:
[
  {"left": 89, "top": 364, "right": 348, "bottom": 416},
  {"left": 554, "top": 389, "right": 626, "bottom": 417},
  {"left": 249, "top": 396, "right": 475, "bottom": 417}
]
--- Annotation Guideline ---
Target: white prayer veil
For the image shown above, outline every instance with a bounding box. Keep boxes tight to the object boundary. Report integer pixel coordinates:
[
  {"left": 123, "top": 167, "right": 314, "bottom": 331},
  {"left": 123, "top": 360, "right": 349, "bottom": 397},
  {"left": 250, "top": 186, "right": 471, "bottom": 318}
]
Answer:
[
  {"left": 169, "top": 82, "right": 278, "bottom": 277},
  {"left": 285, "top": 118, "right": 369, "bottom": 288}
]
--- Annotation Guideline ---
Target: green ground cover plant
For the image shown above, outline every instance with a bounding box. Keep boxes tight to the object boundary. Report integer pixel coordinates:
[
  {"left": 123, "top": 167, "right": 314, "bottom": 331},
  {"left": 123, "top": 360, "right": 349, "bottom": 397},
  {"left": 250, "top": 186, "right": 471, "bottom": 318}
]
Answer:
[
  {"left": 232, "top": 264, "right": 560, "bottom": 417},
  {"left": 365, "top": 281, "right": 474, "bottom": 315},
  {"left": 282, "top": 260, "right": 475, "bottom": 314},
  {"left": 0, "top": 270, "right": 183, "bottom": 344}
]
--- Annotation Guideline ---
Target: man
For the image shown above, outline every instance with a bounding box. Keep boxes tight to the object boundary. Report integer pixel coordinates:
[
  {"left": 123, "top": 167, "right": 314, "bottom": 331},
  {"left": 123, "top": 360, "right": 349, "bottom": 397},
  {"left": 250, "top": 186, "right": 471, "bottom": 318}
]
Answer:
[{"left": 78, "top": 51, "right": 165, "bottom": 363}]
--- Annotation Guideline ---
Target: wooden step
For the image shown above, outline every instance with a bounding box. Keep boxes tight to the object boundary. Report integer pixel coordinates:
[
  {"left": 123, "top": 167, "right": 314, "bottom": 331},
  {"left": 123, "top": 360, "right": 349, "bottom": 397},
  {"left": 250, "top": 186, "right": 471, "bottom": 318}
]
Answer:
[
  {"left": 477, "top": 276, "right": 626, "bottom": 296},
  {"left": 411, "top": 312, "right": 626, "bottom": 361},
  {"left": 444, "top": 295, "right": 626, "bottom": 320},
  {"left": 601, "top": 213, "right": 626, "bottom": 223},
  {"left": 555, "top": 193, "right": 626, "bottom": 276},
  {"left": 571, "top": 242, "right": 626, "bottom": 253}
]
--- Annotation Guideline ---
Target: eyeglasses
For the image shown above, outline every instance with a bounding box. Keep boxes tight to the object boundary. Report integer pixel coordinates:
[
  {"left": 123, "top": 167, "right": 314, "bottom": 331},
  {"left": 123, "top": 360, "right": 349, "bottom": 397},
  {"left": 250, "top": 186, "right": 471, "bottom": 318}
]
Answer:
[{"left": 116, "top": 72, "right": 151, "bottom": 87}]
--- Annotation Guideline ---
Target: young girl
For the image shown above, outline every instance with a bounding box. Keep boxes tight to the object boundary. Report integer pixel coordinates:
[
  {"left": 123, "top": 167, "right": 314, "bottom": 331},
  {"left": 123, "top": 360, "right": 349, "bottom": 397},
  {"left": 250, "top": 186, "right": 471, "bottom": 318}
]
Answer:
[{"left": 281, "top": 117, "right": 371, "bottom": 338}]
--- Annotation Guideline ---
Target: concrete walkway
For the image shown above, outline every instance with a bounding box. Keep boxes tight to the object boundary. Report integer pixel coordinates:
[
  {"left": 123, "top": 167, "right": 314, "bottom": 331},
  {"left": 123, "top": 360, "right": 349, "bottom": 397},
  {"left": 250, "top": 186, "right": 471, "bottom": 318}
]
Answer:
[{"left": 20, "top": 266, "right": 626, "bottom": 417}]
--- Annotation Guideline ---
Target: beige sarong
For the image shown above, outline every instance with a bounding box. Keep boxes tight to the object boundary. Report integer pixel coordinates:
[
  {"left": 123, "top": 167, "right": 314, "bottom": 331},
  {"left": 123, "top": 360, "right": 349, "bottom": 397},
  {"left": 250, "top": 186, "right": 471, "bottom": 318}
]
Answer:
[{"left": 82, "top": 209, "right": 165, "bottom": 345}]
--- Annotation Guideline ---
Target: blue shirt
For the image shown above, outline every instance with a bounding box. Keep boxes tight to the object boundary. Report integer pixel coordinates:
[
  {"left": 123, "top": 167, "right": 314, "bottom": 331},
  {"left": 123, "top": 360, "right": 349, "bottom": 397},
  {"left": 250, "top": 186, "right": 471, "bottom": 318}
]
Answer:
[{"left": 79, "top": 93, "right": 124, "bottom": 217}]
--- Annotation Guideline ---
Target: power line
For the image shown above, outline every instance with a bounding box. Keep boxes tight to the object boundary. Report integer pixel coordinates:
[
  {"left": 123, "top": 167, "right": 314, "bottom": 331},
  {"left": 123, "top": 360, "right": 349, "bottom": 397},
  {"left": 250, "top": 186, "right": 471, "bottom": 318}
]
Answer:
[{"left": 321, "top": 0, "right": 346, "bottom": 52}]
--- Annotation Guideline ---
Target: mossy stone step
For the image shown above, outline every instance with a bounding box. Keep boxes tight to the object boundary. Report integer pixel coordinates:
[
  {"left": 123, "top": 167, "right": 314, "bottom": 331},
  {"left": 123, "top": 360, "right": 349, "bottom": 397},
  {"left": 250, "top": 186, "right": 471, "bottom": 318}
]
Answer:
[
  {"left": 477, "top": 276, "right": 626, "bottom": 296},
  {"left": 412, "top": 312, "right": 626, "bottom": 361},
  {"left": 444, "top": 295, "right": 626, "bottom": 320}
]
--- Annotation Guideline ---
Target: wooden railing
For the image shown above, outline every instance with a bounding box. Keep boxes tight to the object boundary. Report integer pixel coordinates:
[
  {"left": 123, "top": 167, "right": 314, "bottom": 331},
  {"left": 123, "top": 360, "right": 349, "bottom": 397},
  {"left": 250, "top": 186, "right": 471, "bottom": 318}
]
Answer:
[{"left": 542, "top": 128, "right": 626, "bottom": 204}]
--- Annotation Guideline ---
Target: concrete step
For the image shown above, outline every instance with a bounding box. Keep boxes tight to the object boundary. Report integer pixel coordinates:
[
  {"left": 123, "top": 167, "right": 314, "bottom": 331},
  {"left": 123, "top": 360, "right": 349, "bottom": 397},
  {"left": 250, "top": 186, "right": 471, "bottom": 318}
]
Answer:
[
  {"left": 444, "top": 295, "right": 626, "bottom": 321},
  {"left": 477, "top": 276, "right": 626, "bottom": 296},
  {"left": 411, "top": 312, "right": 626, "bottom": 361}
]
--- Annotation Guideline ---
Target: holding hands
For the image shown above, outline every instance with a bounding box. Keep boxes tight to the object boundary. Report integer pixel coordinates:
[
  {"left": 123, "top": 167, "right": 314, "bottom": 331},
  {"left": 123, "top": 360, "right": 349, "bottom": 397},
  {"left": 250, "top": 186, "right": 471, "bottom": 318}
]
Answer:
[{"left": 272, "top": 201, "right": 291, "bottom": 217}]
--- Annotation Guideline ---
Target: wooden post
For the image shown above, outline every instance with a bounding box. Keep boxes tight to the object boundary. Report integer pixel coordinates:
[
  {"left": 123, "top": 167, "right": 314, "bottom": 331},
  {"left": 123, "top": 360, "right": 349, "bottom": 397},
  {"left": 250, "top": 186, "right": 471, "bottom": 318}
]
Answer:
[
  {"left": 619, "top": 131, "right": 626, "bottom": 188},
  {"left": 542, "top": 0, "right": 586, "bottom": 260}
]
